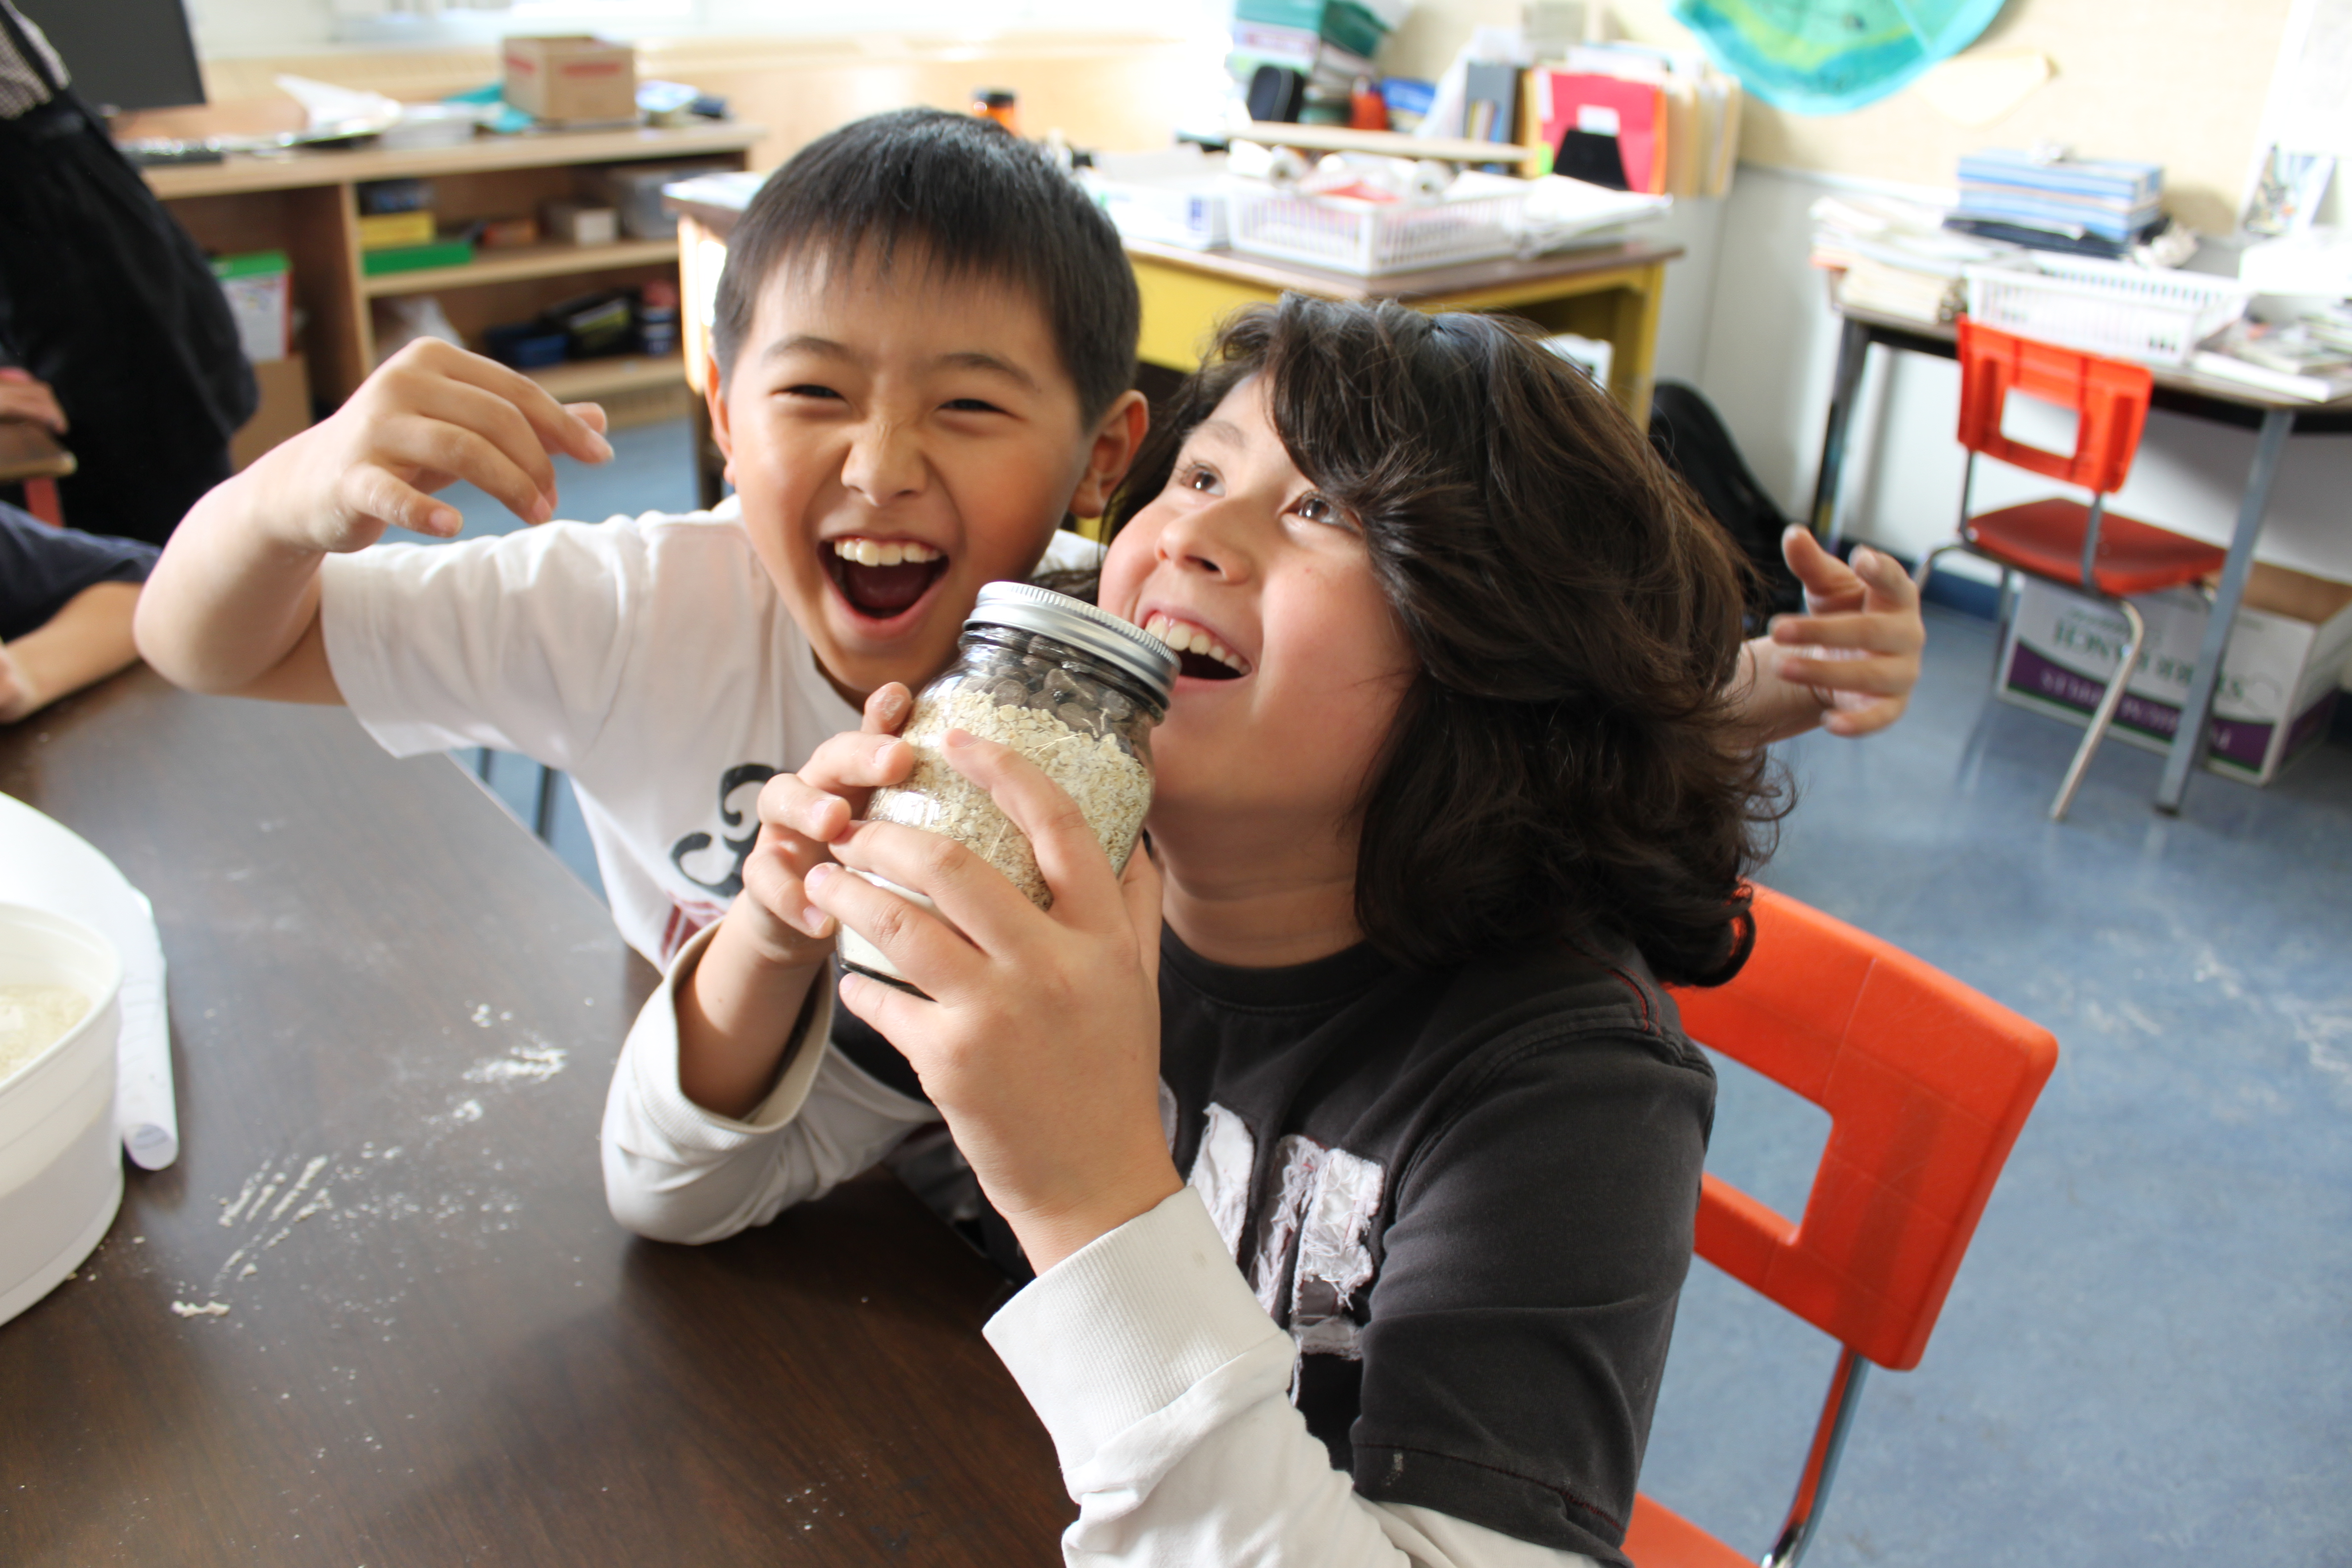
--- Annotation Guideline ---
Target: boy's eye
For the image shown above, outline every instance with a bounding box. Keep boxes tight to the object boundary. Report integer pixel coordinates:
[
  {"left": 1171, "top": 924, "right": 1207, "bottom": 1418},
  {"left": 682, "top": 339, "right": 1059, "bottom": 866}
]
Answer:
[
  {"left": 1292, "top": 492, "right": 1347, "bottom": 527},
  {"left": 782, "top": 384, "right": 843, "bottom": 401},
  {"left": 943, "top": 398, "right": 1006, "bottom": 415}
]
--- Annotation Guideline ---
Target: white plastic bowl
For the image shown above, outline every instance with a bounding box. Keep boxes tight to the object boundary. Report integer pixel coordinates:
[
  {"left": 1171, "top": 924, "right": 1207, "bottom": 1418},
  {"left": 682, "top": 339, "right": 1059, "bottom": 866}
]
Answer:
[{"left": 0, "top": 903, "right": 123, "bottom": 1328}]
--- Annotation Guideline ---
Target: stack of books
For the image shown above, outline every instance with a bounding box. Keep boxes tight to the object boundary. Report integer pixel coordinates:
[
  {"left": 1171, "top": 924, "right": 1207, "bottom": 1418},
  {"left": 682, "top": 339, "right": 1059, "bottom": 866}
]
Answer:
[
  {"left": 1946, "top": 149, "right": 2163, "bottom": 259},
  {"left": 1810, "top": 193, "right": 2018, "bottom": 325},
  {"left": 1226, "top": 0, "right": 1406, "bottom": 125},
  {"left": 2192, "top": 316, "right": 2352, "bottom": 403}
]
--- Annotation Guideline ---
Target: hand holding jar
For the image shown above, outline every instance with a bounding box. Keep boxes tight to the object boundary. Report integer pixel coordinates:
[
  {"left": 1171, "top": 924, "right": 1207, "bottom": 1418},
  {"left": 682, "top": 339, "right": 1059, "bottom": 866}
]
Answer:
[{"left": 808, "top": 586, "right": 1185, "bottom": 1274}]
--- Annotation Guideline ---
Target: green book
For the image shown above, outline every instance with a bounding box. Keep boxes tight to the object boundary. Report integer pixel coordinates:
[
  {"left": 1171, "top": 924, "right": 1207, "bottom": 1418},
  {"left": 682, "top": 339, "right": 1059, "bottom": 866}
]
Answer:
[{"left": 361, "top": 239, "right": 475, "bottom": 276}]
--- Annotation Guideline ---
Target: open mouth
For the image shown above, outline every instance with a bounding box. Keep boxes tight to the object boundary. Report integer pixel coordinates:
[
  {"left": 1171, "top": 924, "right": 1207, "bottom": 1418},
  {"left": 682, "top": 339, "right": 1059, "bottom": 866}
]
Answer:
[
  {"left": 1143, "top": 613, "right": 1248, "bottom": 682},
  {"left": 827, "top": 537, "right": 950, "bottom": 622}
]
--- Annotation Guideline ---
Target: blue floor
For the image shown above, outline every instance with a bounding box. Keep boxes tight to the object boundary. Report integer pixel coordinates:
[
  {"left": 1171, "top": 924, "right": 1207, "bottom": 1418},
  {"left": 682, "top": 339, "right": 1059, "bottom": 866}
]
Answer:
[
  {"left": 441, "top": 419, "right": 2352, "bottom": 1561},
  {"left": 1641, "top": 605, "right": 2352, "bottom": 1566}
]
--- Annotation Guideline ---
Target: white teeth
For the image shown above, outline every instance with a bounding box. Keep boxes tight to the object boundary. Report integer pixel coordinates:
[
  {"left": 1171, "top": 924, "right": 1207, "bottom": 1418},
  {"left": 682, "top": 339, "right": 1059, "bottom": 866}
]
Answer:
[
  {"left": 1144, "top": 613, "right": 1245, "bottom": 674},
  {"left": 832, "top": 538, "right": 939, "bottom": 565}
]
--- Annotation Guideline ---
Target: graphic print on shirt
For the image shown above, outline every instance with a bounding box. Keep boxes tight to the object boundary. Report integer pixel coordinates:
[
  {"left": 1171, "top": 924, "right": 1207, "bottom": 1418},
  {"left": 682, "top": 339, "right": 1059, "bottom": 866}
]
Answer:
[
  {"left": 659, "top": 763, "right": 778, "bottom": 964},
  {"left": 1183, "top": 1103, "right": 1386, "bottom": 1365},
  {"left": 668, "top": 762, "right": 779, "bottom": 899}
]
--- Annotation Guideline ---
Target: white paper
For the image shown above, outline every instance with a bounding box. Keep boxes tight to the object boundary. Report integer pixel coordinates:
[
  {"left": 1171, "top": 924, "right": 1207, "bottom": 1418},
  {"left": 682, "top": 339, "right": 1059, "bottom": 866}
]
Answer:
[{"left": 0, "top": 794, "right": 177, "bottom": 1169}]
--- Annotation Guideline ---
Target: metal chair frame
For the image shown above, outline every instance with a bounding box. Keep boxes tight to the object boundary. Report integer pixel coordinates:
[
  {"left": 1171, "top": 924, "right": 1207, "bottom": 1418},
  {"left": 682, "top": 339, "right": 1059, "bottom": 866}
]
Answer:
[{"left": 1917, "top": 451, "right": 2153, "bottom": 823}]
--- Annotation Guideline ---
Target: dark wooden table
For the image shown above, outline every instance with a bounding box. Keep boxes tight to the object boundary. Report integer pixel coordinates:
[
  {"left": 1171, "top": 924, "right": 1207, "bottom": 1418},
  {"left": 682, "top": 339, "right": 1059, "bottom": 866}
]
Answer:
[{"left": 0, "top": 670, "right": 1070, "bottom": 1566}]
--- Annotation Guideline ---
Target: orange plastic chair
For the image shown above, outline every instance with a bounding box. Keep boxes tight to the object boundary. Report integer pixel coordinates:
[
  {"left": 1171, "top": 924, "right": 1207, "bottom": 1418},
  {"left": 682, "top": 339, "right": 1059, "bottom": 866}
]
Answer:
[
  {"left": 1918, "top": 319, "right": 2226, "bottom": 821},
  {"left": 1628, "top": 885, "right": 2059, "bottom": 1568}
]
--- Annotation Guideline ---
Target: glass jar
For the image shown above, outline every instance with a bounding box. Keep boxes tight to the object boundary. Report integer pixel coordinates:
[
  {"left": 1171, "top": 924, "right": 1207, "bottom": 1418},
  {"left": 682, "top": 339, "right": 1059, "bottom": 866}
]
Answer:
[{"left": 838, "top": 583, "right": 1177, "bottom": 994}]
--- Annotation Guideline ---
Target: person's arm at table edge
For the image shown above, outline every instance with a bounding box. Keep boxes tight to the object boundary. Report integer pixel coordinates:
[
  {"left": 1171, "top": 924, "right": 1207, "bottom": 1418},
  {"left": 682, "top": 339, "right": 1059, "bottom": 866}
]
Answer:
[
  {"left": 0, "top": 580, "right": 142, "bottom": 722},
  {"left": 602, "top": 925, "right": 937, "bottom": 1243}
]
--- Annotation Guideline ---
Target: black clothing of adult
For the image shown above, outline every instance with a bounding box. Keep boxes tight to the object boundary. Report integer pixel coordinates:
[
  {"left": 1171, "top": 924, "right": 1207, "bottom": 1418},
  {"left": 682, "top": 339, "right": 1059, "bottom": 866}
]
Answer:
[
  {"left": 0, "top": 499, "right": 156, "bottom": 639},
  {"left": 833, "top": 928, "right": 1715, "bottom": 1566},
  {"left": 0, "top": 3, "right": 254, "bottom": 546}
]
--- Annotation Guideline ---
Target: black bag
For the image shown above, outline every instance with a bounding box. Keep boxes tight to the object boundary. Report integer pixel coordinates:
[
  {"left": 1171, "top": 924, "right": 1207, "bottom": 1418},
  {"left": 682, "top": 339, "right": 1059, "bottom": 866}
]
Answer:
[{"left": 1646, "top": 380, "right": 1807, "bottom": 628}]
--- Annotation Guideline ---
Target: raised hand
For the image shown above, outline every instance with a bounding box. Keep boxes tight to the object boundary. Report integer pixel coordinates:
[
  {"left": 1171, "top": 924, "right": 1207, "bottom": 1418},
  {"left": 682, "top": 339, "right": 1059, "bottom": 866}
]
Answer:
[
  {"left": 244, "top": 338, "right": 611, "bottom": 553},
  {"left": 1763, "top": 525, "right": 1926, "bottom": 738},
  {"left": 810, "top": 727, "right": 1177, "bottom": 1274}
]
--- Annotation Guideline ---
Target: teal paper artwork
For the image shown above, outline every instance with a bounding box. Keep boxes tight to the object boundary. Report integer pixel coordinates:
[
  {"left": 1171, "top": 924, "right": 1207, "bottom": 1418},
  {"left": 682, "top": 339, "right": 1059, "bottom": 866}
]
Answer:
[{"left": 1668, "top": 0, "right": 2009, "bottom": 114}]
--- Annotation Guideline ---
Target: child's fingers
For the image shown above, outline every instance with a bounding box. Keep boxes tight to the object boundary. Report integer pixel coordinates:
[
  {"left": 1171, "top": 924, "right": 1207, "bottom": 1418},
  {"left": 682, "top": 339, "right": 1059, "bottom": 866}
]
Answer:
[
  {"left": 805, "top": 858, "right": 980, "bottom": 997},
  {"left": 336, "top": 461, "right": 462, "bottom": 539},
  {"left": 826, "top": 816, "right": 1044, "bottom": 963},
  {"left": 1767, "top": 611, "right": 1922, "bottom": 652},
  {"left": 859, "top": 683, "right": 913, "bottom": 735},
  {"left": 1780, "top": 525, "right": 1860, "bottom": 601},
  {"left": 379, "top": 411, "right": 554, "bottom": 526},
  {"left": 738, "top": 827, "right": 836, "bottom": 942},
  {"left": 1821, "top": 696, "right": 1907, "bottom": 737},
  {"left": 933, "top": 729, "right": 1128, "bottom": 931},
  {"left": 790, "top": 728, "right": 915, "bottom": 807},
  {"left": 1775, "top": 651, "right": 1915, "bottom": 697},
  {"left": 562, "top": 401, "right": 610, "bottom": 440},
  {"left": 395, "top": 376, "right": 569, "bottom": 512},
  {"left": 1119, "top": 837, "right": 1165, "bottom": 992},
  {"left": 1851, "top": 545, "right": 1921, "bottom": 609},
  {"left": 394, "top": 338, "right": 613, "bottom": 466}
]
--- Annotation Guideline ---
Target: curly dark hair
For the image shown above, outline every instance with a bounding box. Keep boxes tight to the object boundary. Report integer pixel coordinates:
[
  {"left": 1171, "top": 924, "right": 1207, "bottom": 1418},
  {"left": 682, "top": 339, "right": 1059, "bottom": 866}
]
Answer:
[{"left": 1104, "top": 296, "right": 1784, "bottom": 987}]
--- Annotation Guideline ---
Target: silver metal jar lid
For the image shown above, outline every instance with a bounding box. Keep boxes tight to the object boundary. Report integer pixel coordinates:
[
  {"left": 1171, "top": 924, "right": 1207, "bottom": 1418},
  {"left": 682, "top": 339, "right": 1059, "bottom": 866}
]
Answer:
[{"left": 968, "top": 582, "right": 1178, "bottom": 704}]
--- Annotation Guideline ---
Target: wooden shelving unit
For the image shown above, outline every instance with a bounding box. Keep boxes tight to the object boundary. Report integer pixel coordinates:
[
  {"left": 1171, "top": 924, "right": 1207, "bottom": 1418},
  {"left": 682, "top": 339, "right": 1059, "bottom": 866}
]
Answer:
[
  {"left": 361, "top": 237, "right": 682, "bottom": 296},
  {"left": 143, "top": 123, "right": 760, "bottom": 447},
  {"left": 526, "top": 352, "right": 686, "bottom": 402}
]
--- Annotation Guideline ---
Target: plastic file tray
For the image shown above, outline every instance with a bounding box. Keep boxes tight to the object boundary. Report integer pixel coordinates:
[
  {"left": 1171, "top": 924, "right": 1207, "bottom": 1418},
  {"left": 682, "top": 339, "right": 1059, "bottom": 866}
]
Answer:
[
  {"left": 1227, "top": 175, "right": 1527, "bottom": 276},
  {"left": 1962, "top": 256, "right": 2251, "bottom": 366}
]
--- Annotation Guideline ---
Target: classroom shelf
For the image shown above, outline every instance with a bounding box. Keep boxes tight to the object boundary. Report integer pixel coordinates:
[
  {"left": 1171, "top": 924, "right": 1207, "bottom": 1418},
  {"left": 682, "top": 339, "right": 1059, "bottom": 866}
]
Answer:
[
  {"left": 526, "top": 352, "right": 685, "bottom": 401},
  {"left": 360, "top": 238, "right": 684, "bottom": 297}
]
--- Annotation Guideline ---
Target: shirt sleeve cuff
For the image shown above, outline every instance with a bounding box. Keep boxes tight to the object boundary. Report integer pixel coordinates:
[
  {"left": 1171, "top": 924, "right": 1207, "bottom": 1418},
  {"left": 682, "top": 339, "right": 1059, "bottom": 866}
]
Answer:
[
  {"left": 619, "top": 922, "right": 835, "bottom": 1153},
  {"left": 982, "top": 1185, "right": 1289, "bottom": 1474}
]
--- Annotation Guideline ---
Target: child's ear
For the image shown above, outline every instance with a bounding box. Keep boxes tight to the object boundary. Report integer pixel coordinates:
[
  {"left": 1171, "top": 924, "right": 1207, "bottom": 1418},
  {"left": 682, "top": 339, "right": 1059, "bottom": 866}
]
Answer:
[
  {"left": 704, "top": 359, "right": 737, "bottom": 488},
  {"left": 1067, "top": 391, "right": 1150, "bottom": 521}
]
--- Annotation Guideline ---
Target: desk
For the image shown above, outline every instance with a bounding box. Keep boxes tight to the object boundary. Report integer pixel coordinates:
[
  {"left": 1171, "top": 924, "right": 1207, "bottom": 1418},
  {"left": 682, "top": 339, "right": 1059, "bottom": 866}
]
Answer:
[
  {"left": 1810, "top": 304, "right": 2352, "bottom": 814},
  {"left": 0, "top": 671, "right": 1069, "bottom": 1565},
  {"left": 669, "top": 185, "right": 1681, "bottom": 506},
  {"left": 1120, "top": 237, "right": 1683, "bottom": 428}
]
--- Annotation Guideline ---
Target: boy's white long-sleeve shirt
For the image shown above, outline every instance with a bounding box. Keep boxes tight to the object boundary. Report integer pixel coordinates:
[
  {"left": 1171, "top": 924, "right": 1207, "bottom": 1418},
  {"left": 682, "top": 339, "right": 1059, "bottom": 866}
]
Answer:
[{"left": 601, "top": 929, "right": 1596, "bottom": 1568}]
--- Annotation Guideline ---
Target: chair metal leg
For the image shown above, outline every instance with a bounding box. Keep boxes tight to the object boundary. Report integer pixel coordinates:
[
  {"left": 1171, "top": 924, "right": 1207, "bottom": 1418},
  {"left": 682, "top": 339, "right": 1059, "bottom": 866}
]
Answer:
[
  {"left": 1762, "top": 1348, "right": 1871, "bottom": 1568},
  {"left": 2050, "top": 597, "right": 2147, "bottom": 823},
  {"left": 1914, "top": 541, "right": 1966, "bottom": 598}
]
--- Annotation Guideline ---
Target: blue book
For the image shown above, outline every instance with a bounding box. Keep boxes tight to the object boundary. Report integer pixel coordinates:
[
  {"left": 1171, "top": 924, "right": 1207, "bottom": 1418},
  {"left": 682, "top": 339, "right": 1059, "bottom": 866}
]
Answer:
[{"left": 1958, "top": 148, "right": 2161, "bottom": 203}]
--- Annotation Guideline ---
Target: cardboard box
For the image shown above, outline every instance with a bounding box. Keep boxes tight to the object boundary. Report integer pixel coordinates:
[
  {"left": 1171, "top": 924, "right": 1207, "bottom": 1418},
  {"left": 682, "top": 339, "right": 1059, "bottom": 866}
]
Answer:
[
  {"left": 1997, "top": 564, "right": 2352, "bottom": 785},
  {"left": 502, "top": 36, "right": 636, "bottom": 126},
  {"left": 230, "top": 355, "right": 310, "bottom": 472},
  {"left": 210, "top": 250, "right": 290, "bottom": 364},
  {"left": 542, "top": 199, "right": 618, "bottom": 246}
]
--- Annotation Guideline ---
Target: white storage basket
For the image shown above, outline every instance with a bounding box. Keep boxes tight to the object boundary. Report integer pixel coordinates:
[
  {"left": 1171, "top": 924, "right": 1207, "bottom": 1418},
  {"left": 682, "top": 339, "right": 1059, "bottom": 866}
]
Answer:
[
  {"left": 1227, "top": 173, "right": 1528, "bottom": 276},
  {"left": 1962, "top": 256, "right": 2252, "bottom": 366}
]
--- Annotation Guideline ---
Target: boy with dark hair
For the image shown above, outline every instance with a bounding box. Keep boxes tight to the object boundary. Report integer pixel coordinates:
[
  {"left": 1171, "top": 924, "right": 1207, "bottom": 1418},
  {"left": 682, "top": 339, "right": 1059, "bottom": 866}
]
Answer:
[{"left": 137, "top": 108, "right": 1148, "bottom": 971}]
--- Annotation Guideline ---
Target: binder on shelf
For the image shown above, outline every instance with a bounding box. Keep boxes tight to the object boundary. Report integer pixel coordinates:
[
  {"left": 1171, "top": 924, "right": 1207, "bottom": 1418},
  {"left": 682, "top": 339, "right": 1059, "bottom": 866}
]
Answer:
[{"left": 1523, "top": 70, "right": 1667, "bottom": 195}]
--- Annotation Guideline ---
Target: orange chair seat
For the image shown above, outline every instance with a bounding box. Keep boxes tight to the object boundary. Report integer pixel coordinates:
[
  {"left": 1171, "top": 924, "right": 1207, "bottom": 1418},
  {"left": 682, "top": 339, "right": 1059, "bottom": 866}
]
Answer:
[
  {"left": 1624, "top": 1494, "right": 1757, "bottom": 1568},
  {"left": 1967, "top": 497, "right": 2226, "bottom": 599}
]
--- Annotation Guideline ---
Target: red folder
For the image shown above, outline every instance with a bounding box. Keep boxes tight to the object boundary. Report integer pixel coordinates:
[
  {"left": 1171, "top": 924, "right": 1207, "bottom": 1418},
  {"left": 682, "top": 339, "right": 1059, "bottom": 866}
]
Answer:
[{"left": 1530, "top": 70, "right": 1666, "bottom": 196}]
